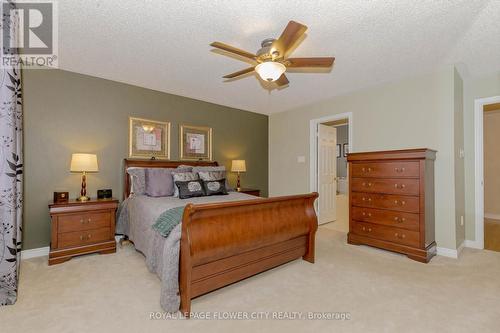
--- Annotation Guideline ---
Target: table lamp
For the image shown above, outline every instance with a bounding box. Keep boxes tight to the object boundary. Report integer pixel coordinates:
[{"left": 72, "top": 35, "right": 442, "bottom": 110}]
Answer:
[
  {"left": 231, "top": 160, "right": 246, "bottom": 191},
  {"left": 70, "top": 153, "right": 99, "bottom": 201}
]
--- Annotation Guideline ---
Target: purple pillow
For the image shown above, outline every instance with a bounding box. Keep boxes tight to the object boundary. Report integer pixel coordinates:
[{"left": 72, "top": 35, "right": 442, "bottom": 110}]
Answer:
[{"left": 145, "top": 168, "right": 175, "bottom": 197}]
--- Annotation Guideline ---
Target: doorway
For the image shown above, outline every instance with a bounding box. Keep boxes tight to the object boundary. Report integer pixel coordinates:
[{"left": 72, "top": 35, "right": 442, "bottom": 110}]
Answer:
[
  {"left": 474, "top": 96, "right": 500, "bottom": 250},
  {"left": 483, "top": 102, "right": 500, "bottom": 251},
  {"left": 310, "top": 112, "right": 353, "bottom": 231}
]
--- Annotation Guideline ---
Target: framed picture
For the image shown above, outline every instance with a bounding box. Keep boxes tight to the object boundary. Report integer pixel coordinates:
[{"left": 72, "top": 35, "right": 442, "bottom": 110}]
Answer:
[
  {"left": 129, "top": 117, "right": 170, "bottom": 159},
  {"left": 343, "top": 143, "right": 349, "bottom": 157},
  {"left": 336, "top": 144, "right": 341, "bottom": 158},
  {"left": 179, "top": 125, "right": 213, "bottom": 161}
]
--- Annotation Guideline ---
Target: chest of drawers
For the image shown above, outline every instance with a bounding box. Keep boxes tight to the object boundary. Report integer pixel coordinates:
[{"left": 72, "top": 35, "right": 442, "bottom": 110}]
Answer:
[
  {"left": 347, "top": 149, "right": 436, "bottom": 263},
  {"left": 48, "top": 199, "right": 118, "bottom": 265}
]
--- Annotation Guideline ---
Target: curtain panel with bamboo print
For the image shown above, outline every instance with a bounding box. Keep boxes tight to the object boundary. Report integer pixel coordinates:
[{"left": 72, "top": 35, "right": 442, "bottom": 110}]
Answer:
[{"left": 0, "top": 0, "right": 23, "bottom": 306}]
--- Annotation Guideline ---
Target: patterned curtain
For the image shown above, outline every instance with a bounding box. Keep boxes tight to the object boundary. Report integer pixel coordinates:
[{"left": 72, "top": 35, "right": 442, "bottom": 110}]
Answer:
[{"left": 0, "top": 0, "right": 23, "bottom": 306}]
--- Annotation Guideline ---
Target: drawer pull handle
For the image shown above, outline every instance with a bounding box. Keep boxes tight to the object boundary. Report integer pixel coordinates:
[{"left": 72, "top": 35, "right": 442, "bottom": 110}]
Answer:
[
  {"left": 80, "top": 219, "right": 84, "bottom": 224},
  {"left": 362, "top": 197, "right": 372, "bottom": 202},
  {"left": 88, "top": 218, "right": 92, "bottom": 223},
  {"left": 363, "top": 182, "right": 373, "bottom": 187},
  {"left": 362, "top": 227, "right": 372, "bottom": 232},
  {"left": 362, "top": 167, "right": 372, "bottom": 172},
  {"left": 394, "top": 233, "right": 406, "bottom": 239},
  {"left": 87, "top": 234, "right": 92, "bottom": 240},
  {"left": 394, "top": 200, "right": 406, "bottom": 205},
  {"left": 80, "top": 235, "right": 84, "bottom": 241},
  {"left": 395, "top": 167, "right": 406, "bottom": 173},
  {"left": 394, "top": 217, "right": 406, "bottom": 223},
  {"left": 394, "top": 183, "right": 406, "bottom": 189}
]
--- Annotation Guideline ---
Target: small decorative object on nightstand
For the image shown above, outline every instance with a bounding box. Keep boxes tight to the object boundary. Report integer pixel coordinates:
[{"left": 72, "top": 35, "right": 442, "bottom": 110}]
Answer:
[
  {"left": 231, "top": 159, "right": 246, "bottom": 191},
  {"left": 70, "top": 153, "right": 99, "bottom": 201},
  {"left": 237, "top": 188, "right": 260, "bottom": 197},
  {"left": 48, "top": 198, "right": 118, "bottom": 265}
]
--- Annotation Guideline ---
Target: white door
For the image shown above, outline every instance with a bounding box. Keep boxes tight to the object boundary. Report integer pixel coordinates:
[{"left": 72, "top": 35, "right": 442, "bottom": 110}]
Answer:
[{"left": 318, "top": 124, "right": 337, "bottom": 224}]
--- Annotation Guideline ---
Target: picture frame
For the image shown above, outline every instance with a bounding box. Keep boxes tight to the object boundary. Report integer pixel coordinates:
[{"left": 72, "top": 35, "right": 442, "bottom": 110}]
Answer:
[
  {"left": 336, "top": 144, "right": 341, "bottom": 158},
  {"left": 343, "top": 143, "right": 349, "bottom": 157},
  {"left": 129, "top": 117, "right": 170, "bottom": 159},
  {"left": 179, "top": 125, "right": 213, "bottom": 161}
]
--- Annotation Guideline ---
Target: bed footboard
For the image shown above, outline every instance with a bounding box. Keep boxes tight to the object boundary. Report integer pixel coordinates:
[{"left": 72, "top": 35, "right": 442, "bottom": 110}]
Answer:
[{"left": 179, "top": 192, "right": 319, "bottom": 316}]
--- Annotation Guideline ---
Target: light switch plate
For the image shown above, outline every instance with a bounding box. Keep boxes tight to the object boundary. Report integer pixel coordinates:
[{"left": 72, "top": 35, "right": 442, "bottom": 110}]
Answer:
[{"left": 297, "top": 156, "right": 306, "bottom": 163}]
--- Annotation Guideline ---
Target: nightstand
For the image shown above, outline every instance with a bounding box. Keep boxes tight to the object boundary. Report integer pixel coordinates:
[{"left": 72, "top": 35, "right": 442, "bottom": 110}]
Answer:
[
  {"left": 237, "top": 188, "right": 260, "bottom": 197},
  {"left": 48, "top": 198, "right": 119, "bottom": 265}
]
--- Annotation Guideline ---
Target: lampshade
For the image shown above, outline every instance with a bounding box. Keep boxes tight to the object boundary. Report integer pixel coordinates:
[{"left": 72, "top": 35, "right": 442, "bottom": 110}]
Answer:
[
  {"left": 231, "top": 160, "right": 246, "bottom": 173},
  {"left": 70, "top": 153, "right": 99, "bottom": 172},
  {"left": 255, "top": 62, "right": 286, "bottom": 82}
]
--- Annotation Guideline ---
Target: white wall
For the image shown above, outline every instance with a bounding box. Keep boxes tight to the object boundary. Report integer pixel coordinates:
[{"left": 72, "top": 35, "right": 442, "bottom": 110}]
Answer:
[
  {"left": 270, "top": 67, "right": 460, "bottom": 250},
  {"left": 454, "top": 68, "right": 466, "bottom": 248}
]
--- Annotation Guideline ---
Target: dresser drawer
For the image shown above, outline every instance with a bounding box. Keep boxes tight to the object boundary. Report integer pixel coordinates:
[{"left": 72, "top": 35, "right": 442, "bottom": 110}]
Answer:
[
  {"left": 351, "top": 222, "right": 420, "bottom": 248},
  {"left": 58, "top": 227, "right": 112, "bottom": 248},
  {"left": 57, "top": 211, "right": 111, "bottom": 233},
  {"left": 352, "top": 178, "right": 419, "bottom": 195},
  {"left": 351, "top": 192, "right": 419, "bottom": 213},
  {"left": 352, "top": 207, "right": 419, "bottom": 231},
  {"left": 351, "top": 162, "right": 419, "bottom": 178}
]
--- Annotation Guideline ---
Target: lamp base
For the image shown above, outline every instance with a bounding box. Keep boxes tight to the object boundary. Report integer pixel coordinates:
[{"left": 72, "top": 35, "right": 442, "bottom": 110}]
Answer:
[{"left": 76, "top": 195, "right": 90, "bottom": 202}]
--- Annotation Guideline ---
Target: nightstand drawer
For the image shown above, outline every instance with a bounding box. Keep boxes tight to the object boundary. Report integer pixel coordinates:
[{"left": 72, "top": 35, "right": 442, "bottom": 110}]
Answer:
[
  {"left": 58, "top": 211, "right": 111, "bottom": 233},
  {"left": 58, "top": 227, "right": 111, "bottom": 248}
]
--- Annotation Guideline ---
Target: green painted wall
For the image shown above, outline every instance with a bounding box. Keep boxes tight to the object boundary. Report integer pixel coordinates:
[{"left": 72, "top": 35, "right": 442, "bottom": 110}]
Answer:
[{"left": 23, "top": 69, "right": 268, "bottom": 250}]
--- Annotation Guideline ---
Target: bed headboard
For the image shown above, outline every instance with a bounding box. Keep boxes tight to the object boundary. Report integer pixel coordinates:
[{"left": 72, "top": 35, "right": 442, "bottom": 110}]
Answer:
[{"left": 123, "top": 159, "right": 219, "bottom": 199}]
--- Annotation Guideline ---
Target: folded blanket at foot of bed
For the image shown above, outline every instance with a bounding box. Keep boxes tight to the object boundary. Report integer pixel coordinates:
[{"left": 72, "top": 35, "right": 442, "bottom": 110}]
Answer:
[{"left": 152, "top": 206, "right": 185, "bottom": 237}]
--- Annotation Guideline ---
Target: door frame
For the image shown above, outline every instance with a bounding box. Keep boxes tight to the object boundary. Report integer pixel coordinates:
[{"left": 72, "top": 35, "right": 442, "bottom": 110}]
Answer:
[
  {"left": 473, "top": 95, "right": 500, "bottom": 250},
  {"left": 309, "top": 112, "right": 353, "bottom": 215}
]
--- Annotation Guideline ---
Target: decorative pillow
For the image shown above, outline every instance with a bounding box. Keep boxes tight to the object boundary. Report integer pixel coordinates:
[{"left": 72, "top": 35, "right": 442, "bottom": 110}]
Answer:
[
  {"left": 202, "top": 179, "right": 228, "bottom": 196},
  {"left": 198, "top": 170, "right": 226, "bottom": 181},
  {"left": 127, "top": 167, "right": 146, "bottom": 195},
  {"left": 145, "top": 168, "right": 175, "bottom": 197},
  {"left": 172, "top": 171, "right": 199, "bottom": 197},
  {"left": 175, "top": 179, "right": 205, "bottom": 199},
  {"left": 193, "top": 166, "right": 232, "bottom": 191}
]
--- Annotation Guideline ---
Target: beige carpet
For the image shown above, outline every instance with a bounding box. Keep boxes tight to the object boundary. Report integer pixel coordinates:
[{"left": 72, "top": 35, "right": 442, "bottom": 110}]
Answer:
[
  {"left": 485, "top": 218, "right": 500, "bottom": 252},
  {"left": 1, "top": 228, "right": 500, "bottom": 333}
]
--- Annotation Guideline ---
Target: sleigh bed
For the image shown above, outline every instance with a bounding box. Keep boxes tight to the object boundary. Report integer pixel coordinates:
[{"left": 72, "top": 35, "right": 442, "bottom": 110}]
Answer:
[{"left": 119, "top": 159, "right": 318, "bottom": 317}]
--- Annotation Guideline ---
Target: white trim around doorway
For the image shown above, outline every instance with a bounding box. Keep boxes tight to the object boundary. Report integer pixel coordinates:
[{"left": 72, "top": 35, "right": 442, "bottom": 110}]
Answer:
[
  {"left": 309, "top": 112, "right": 353, "bottom": 215},
  {"left": 473, "top": 96, "right": 500, "bottom": 250}
]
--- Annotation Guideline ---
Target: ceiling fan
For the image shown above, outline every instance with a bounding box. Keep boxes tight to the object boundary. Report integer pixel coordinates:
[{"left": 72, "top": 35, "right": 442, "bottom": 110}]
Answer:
[{"left": 210, "top": 20, "right": 335, "bottom": 87}]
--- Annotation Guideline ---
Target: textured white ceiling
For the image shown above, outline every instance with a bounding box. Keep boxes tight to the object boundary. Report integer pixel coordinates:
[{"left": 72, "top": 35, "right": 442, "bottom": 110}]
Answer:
[{"left": 58, "top": 0, "right": 500, "bottom": 114}]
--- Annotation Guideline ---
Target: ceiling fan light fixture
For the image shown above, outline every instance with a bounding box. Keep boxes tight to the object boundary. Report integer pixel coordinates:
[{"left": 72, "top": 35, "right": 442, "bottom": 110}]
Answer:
[{"left": 255, "top": 61, "right": 286, "bottom": 82}]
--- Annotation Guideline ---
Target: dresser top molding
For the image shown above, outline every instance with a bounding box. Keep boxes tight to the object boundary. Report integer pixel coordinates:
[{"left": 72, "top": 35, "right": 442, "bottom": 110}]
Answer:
[{"left": 347, "top": 148, "right": 436, "bottom": 162}]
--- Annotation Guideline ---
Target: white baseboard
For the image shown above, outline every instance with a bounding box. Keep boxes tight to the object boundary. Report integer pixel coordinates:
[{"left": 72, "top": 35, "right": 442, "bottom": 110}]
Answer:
[
  {"left": 21, "top": 237, "right": 122, "bottom": 261},
  {"left": 21, "top": 246, "right": 49, "bottom": 260},
  {"left": 436, "top": 241, "right": 464, "bottom": 259},
  {"left": 485, "top": 213, "right": 500, "bottom": 221},
  {"left": 465, "top": 239, "right": 483, "bottom": 249},
  {"left": 436, "top": 247, "right": 458, "bottom": 259}
]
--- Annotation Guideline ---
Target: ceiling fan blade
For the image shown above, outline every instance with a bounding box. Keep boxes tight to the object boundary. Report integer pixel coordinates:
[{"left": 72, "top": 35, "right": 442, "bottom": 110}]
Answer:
[
  {"left": 272, "top": 21, "right": 308, "bottom": 57},
  {"left": 223, "top": 67, "right": 255, "bottom": 79},
  {"left": 210, "top": 42, "right": 256, "bottom": 60},
  {"left": 275, "top": 74, "right": 289, "bottom": 87},
  {"left": 286, "top": 57, "right": 335, "bottom": 68}
]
